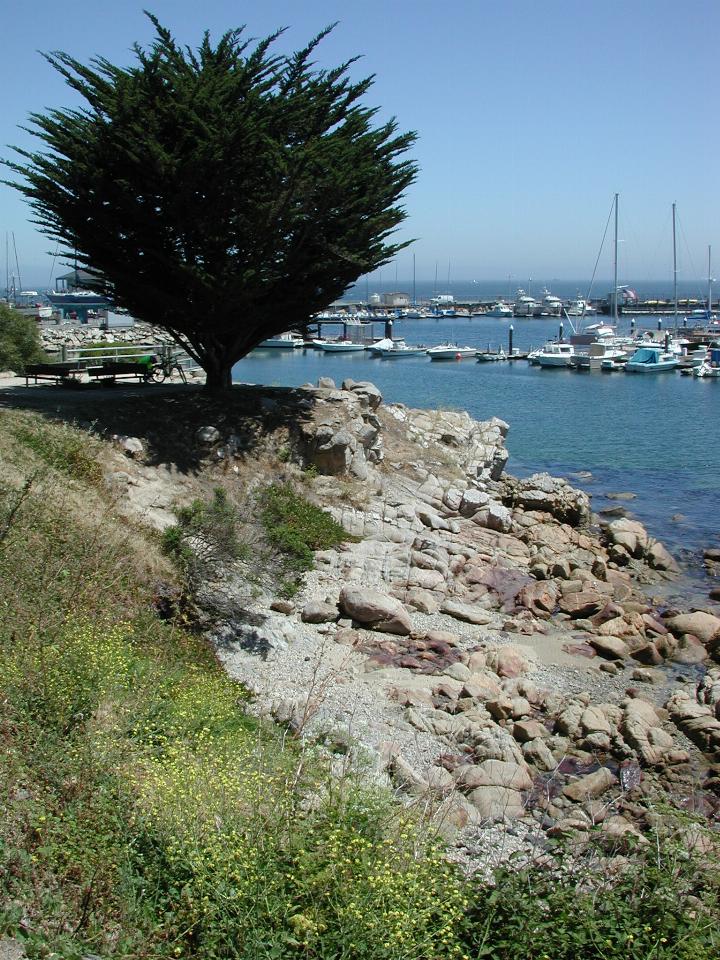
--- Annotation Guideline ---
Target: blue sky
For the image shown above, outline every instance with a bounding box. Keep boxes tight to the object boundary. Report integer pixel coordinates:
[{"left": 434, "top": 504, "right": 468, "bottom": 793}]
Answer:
[{"left": 1, "top": 0, "right": 718, "bottom": 287}]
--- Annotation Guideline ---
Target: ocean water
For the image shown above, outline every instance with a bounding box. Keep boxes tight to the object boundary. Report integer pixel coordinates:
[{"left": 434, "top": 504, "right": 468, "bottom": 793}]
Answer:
[{"left": 232, "top": 316, "right": 719, "bottom": 594}]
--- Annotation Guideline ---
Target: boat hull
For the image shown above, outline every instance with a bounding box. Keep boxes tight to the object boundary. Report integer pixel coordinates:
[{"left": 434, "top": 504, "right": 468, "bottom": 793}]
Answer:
[
  {"left": 318, "top": 342, "right": 366, "bottom": 352},
  {"left": 626, "top": 361, "right": 679, "bottom": 373},
  {"left": 428, "top": 348, "right": 475, "bottom": 361}
]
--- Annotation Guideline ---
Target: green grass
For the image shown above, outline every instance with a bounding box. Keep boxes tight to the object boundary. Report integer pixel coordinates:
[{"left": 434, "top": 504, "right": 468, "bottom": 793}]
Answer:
[{"left": 10, "top": 416, "right": 103, "bottom": 485}]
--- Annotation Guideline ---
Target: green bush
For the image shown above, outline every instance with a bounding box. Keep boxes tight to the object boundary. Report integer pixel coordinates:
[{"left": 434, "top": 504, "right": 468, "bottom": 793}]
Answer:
[
  {"left": 460, "top": 852, "right": 720, "bottom": 960},
  {"left": 162, "top": 487, "right": 249, "bottom": 575},
  {"left": 0, "top": 302, "right": 45, "bottom": 372},
  {"left": 260, "top": 482, "right": 354, "bottom": 572}
]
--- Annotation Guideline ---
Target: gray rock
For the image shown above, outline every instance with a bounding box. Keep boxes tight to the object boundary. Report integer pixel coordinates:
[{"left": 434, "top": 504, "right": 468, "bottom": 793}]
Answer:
[
  {"left": 590, "top": 635, "right": 629, "bottom": 660},
  {"left": 212, "top": 615, "right": 292, "bottom": 661},
  {"left": 563, "top": 767, "right": 617, "bottom": 802},
  {"left": 317, "top": 377, "right": 336, "bottom": 389},
  {"left": 339, "top": 586, "right": 412, "bottom": 635},
  {"left": 343, "top": 380, "right": 383, "bottom": 410},
  {"left": 119, "top": 435, "right": 144, "bottom": 457},
  {"left": 666, "top": 611, "right": 720, "bottom": 646},
  {"left": 455, "top": 758, "right": 533, "bottom": 792},
  {"left": 459, "top": 487, "right": 490, "bottom": 517},
  {"left": 468, "top": 785, "right": 526, "bottom": 820},
  {"left": 440, "top": 599, "right": 493, "bottom": 625},
  {"left": 196, "top": 426, "right": 221, "bottom": 445},
  {"left": 301, "top": 600, "right": 339, "bottom": 623},
  {"left": 0, "top": 940, "right": 26, "bottom": 960}
]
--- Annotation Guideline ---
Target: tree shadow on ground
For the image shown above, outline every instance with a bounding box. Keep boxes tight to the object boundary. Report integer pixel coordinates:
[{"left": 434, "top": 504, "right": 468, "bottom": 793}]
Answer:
[{"left": 0, "top": 382, "right": 317, "bottom": 475}]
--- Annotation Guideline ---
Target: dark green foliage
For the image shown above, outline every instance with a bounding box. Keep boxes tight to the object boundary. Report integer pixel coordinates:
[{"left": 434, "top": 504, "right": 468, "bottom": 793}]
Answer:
[
  {"left": 260, "top": 482, "right": 354, "bottom": 571},
  {"left": 162, "top": 487, "right": 248, "bottom": 573},
  {"left": 5, "top": 15, "right": 417, "bottom": 392},
  {"left": 461, "top": 857, "right": 720, "bottom": 960},
  {"left": 0, "top": 303, "right": 45, "bottom": 372}
]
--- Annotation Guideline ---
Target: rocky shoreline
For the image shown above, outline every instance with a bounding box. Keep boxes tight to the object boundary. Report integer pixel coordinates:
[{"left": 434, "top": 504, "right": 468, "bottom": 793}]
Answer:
[
  {"left": 100, "top": 377, "right": 720, "bottom": 872},
  {"left": 39, "top": 320, "right": 175, "bottom": 353}
]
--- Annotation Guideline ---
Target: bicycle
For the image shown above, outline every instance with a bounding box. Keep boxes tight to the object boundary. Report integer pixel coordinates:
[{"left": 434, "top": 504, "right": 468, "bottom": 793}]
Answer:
[{"left": 145, "top": 357, "right": 188, "bottom": 384}]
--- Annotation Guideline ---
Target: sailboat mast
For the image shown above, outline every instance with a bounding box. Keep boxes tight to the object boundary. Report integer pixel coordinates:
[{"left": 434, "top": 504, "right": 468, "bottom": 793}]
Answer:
[
  {"left": 613, "top": 193, "right": 619, "bottom": 325},
  {"left": 672, "top": 202, "right": 678, "bottom": 330},
  {"left": 412, "top": 253, "right": 416, "bottom": 306},
  {"left": 708, "top": 245, "right": 713, "bottom": 316}
]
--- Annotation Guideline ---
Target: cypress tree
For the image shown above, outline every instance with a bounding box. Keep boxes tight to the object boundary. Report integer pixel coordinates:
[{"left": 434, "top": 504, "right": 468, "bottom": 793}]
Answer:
[{"left": 5, "top": 15, "right": 417, "bottom": 392}]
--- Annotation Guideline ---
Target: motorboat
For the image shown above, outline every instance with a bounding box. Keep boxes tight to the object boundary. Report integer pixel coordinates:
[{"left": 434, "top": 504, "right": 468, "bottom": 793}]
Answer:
[
  {"left": 567, "top": 298, "right": 596, "bottom": 317},
  {"left": 258, "top": 332, "right": 304, "bottom": 348},
  {"left": 485, "top": 301, "right": 513, "bottom": 318},
  {"left": 318, "top": 340, "right": 367, "bottom": 352},
  {"left": 513, "top": 289, "right": 540, "bottom": 317},
  {"left": 571, "top": 342, "right": 627, "bottom": 370},
  {"left": 377, "top": 343, "right": 427, "bottom": 358},
  {"left": 541, "top": 289, "right": 563, "bottom": 316},
  {"left": 694, "top": 348, "right": 720, "bottom": 378},
  {"left": 535, "top": 343, "right": 575, "bottom": 367},
  {"left": 366, "top": 337, "right": 394, "bottom": 355},
  {"left": 476, "top": 347, "right": 511, "bottom": 362},
  {"left": 601, "top": 356, "right": 628, "bottom": 372},
  {"left": 427, "top": 343, "right": 475, "bottom": 361},
  {"left": 625, "top": 346, "right": 679, "bottom": 373}
]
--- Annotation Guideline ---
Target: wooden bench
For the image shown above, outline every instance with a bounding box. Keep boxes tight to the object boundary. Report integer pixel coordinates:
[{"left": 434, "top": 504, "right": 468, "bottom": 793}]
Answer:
[
  {"left": 24, "top": 363, "right": 83, "bottom": 386},
  {"left": 87, "top": 361, "right": 153, "bottom": 383}
]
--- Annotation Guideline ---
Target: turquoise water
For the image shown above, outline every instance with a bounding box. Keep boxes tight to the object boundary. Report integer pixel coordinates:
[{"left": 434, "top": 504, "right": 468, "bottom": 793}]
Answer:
[{"left": 233, "top": 316, "right": 719, "bottom": 583}]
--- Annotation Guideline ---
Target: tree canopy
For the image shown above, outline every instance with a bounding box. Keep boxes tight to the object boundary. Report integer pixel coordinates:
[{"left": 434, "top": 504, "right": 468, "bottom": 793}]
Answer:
[{"left": 6, "top": 15, "right": 417, "bottom": 391}]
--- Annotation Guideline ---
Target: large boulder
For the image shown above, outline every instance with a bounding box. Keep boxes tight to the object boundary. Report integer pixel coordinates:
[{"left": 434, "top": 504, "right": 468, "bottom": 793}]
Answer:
[
  {"left": 665, "top": 611, "right": 720, "bottom": 646},
  {"left": 455, "top": 759, "right": 533, "bottom": 792},
  {"left": 559, "top": 590, "right": 607, "bottom": 619},
  {"left": 604, "top": 518, "right": 649, "bottom": 558},
  {"left": 339, "top": 586, "right": 412, "bottom": 635},
  {"left": 502, "top": 473, "right": 591, "bottom": 526},
  {"left": 563, "top": 767, "right": 617, "bottom": 802},
  {"left": 341, "top": 379, "right": 383, "bottom": 410}
]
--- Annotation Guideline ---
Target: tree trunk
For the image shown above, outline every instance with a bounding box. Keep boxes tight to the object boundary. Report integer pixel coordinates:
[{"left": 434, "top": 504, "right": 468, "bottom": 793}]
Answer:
[{"left": 202, "top": 359, "right": 234, "bottom": 394}]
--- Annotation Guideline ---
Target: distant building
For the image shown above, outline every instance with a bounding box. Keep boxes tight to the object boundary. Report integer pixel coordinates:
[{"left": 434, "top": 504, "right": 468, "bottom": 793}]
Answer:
[
  {"left": 47, "top": 268, "right": 113, "bottom": 322},
  {"left": 381, "top": 292, "right": 410, "bottom": 307}
]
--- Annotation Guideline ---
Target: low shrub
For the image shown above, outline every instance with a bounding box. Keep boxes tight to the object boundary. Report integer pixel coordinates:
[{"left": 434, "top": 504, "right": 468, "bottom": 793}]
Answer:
[
  {"left": 260, "top": 482, "right": 354, "bottom": 572},
  {"left": 460, "top": 850, "right": 720, "bottom": 960},
  {"left": 161, "top": 487, "right": 250, "bottom": 575}
]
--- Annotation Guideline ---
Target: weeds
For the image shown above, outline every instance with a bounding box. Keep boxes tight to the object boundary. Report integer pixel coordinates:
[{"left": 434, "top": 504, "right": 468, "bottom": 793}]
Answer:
[{"left": 10, "top": 416, "right": 103, "bottom": 485}]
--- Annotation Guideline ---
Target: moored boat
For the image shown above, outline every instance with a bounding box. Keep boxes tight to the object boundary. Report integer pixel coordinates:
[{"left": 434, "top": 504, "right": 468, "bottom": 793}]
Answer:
[
  {"left": 570, "top": 342, "right": 627, "bottom": 370},
  {"left": 318, "top": 340, "right": 367, "bottom": 352},
  {"left": 693, "top": 348, "right": 720, "bottom": 378},
  {"left": 536, "top": 343, "right": 575, "bottom": 367},
  {"left": 485, "top": 301, "right": 513, "bottom": 318},
  {"left": 427, "top": 343, "right": 475, "bottom": 361},
  {"left": 258, "top": 332, "right": 304, "bottom": 348},
  {"left": 625, "top": 345, "right": 679, "bottom": 373},
  {"left": 377, "top": 344, "right": 426, "bottom": 358},
  {"left": 512, "top": 289, "right": 540, "bottom": 317}
]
